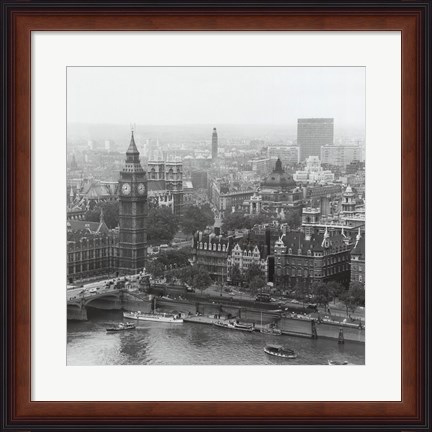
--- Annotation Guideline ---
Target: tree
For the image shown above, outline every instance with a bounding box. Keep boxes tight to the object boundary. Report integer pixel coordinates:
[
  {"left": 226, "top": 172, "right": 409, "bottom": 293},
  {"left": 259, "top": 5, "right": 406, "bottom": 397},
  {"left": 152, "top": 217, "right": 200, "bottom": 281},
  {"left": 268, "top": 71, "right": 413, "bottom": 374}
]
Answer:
[
  {"left": 248, "top": 213, "right": 273, "bottom": 228},
  {"left": 340, "top": 282, "right": 365, "bottom": 315},
  {"left": 311, "top": 281, "right": 332, "bottom": 309},
  {"left": 244, "top": 263, "right": 264, "bottom": 286},
  {"left": 349, "top": 281, "right": 365, "bottom": 307},
  {"left": 249, "top": 276, "right": 266, "bottom": 295},
  {"left": 146, "top": 260, "right": 165, "bottom": 279},
  {"left": 173, "top": 266, "right": 212, "bottom": 294},
  {"left": 157, "top": 248, "right": 191, "bottom": 269},
  {"left": 282, "top": 209, "right": 302, "bottom": 229},
  {"left": 84, "top": 201, "right": 119, "bottom": 229},
  {"left": 191, "top": 268, "right": 213, "bottom": 294},
  {"left": 221, "top": 212, "right": 248, "bottom": 232},
  {"left": 147, "top": 207, "right": 179, "bottom": 245},
  {"left": 85, "top": 208, "right": 100, "bottom": 223},
  {"left": 229, "top": 264, "right": 242, "bottom": 286},
  {"left": 101, "top": 201, "right": 120, "bottom": 229},
  {"left": 221, "top": 212, "right": 272, "bottom": 233},
  {"left": 326, "top": 281, "right": 345, "bottom": 304},
  {"left": 180, "top": 204, "right": 215, "bottom": 236},
  {"left": 293, "top": 280, "right": 311, "bottom": 306}
]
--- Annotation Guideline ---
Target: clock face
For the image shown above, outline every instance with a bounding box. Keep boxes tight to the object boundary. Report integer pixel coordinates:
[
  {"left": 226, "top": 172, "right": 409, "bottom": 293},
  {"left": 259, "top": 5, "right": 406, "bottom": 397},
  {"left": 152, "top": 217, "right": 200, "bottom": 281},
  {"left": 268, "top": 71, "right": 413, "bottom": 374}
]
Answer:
[
  {"left": 137, "top": 183, "right": 146, "bottom": 195},
  {"left": 121, "top": 183, "right": 131, "bottom": 195}
]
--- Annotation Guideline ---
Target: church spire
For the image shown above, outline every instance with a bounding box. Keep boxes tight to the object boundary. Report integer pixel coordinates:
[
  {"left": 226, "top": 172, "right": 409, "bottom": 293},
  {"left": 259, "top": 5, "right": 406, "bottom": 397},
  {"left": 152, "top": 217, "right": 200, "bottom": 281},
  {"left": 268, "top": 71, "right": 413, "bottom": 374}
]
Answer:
[{"left": 126, "top": 130, "right": 139, "bottom": 156}]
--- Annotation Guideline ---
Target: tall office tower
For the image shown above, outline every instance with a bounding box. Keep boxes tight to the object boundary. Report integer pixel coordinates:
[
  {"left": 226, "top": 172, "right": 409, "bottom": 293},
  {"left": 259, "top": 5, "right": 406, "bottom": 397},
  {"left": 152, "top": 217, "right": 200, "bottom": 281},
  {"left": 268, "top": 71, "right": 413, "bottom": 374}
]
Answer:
[
  {"left": 118, "top": 131, "right": 147, "bottom": 274},
  {"left": 212, "top": 128, "right": 218, "bottom": 160},
  {"left": 297, "top": 118, "right": 334, "bottom": 161}
]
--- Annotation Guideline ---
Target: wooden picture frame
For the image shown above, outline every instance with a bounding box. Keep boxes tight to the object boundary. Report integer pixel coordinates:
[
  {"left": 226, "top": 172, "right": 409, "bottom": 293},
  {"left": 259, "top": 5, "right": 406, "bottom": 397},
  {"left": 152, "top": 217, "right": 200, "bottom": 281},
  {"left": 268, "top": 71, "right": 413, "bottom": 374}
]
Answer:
[{"left": 1, "top": 1, "right": 430, "bottom": 430}]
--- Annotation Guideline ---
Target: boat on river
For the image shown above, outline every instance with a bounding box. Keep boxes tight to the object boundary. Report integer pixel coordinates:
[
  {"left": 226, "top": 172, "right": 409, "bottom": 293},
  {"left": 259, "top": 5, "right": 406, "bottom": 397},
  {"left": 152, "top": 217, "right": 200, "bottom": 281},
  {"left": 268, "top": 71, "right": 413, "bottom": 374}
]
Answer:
[
  {"left": 264, "top": 344, "right": 297, "bottom": 359},
  {"left": 259, "top": 312, "right": 282, "bottom": 335},
  {"left": 123, "top": 311, "right": 183, "bottom": 323},
  {"left": 260, "top": 327, "right": 282, "bottom": 336},
  {"left": 106, "top": 322, "right": 135, "bottom": 333},
  {"left": 213, "top": 320, "right": 254, "bottom": 332}
]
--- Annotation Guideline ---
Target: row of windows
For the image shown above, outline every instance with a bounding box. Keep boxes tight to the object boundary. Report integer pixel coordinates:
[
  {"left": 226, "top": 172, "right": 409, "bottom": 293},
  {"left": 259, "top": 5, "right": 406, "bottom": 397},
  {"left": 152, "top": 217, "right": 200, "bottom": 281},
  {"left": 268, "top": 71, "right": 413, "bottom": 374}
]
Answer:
[
  {"left": 68, "top": 248, "right": 116, "bottom": 261},
  {"left": 282, "top": 263, "right": 349, "bottom": 277},
  {"left": 232, "top": 251, "right": 260, "bottom": 257},
  {"left": 198, "top": 242, "right": 228, "bottom": 252},
  {"left": 68, "top": 261, "right": 114, "bottom": 274}
]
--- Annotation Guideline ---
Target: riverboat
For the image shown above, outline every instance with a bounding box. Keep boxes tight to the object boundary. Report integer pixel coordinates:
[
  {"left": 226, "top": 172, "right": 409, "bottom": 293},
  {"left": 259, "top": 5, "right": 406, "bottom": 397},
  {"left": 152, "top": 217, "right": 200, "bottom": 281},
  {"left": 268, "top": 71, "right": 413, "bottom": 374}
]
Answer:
[
  {"left": 106, "top": 322, "right": 135, "bottom": 333},
  {"left": 213, "top": 320, "right": 254, "bottom": 332},
  {"left": 328, "top": 360, "right": 348, "bottom": 365},
  {"left": 260, "top": 327, "right": 282, "bottom": 336},
  {"left": 259, "top": 312, "right": 282, "bottom": 335},
  {"left": 123, "top": 311, "right": 183, "bottom": 323},
  {"left": 264, "top": 344, "right": 297, "bottom": 359}
]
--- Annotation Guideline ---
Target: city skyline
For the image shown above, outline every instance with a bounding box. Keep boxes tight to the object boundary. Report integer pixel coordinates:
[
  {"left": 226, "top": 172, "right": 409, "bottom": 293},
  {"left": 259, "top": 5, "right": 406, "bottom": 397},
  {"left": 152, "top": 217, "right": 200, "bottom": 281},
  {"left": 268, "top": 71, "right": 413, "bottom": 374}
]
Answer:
[{"left": 67, "top": 66, "right": 365, "bottom": 366}]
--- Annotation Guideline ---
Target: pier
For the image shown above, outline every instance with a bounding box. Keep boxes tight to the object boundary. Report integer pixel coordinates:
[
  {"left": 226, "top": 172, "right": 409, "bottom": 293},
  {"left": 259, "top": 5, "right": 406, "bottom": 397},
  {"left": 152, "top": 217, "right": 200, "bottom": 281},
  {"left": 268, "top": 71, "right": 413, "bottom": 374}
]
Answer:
[{"left": 67, "top": 280, "right": 365, "bottom": 343}]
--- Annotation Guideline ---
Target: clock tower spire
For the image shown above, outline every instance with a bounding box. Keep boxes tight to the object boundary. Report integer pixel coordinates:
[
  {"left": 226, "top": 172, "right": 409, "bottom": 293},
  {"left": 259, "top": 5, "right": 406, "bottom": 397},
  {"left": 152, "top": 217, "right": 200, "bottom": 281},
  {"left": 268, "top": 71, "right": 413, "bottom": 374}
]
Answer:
[{"left": 118, "top": 130, "right": 147, "bottom": 274}]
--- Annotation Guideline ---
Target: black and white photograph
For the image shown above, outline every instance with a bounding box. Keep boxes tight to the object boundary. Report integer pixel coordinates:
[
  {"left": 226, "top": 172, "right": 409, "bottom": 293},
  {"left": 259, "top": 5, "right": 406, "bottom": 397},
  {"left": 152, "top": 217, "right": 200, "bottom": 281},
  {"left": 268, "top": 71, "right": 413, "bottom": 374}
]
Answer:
[{"left": 66, "top": 66, "right": 365, "bottom": 366}]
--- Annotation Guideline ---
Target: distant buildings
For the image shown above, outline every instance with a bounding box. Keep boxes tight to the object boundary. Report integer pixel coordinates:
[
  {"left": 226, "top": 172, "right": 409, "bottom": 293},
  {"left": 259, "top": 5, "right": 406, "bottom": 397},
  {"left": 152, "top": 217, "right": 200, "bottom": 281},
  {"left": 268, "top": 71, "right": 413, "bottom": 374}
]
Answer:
[
  {"left": 249, "top": 158, "right": 303, "bottom": 214},
  {"left": 303, "top": 183, "right": 342, "bottom": 201},
  {"left": 249, "top": 157, "right": 271, "bottom": 175},
  {"left": 297, "top": 118, "right": 334, "bottom": 161},
  {"left": 208, "top": 178, "right": 255, "bottom": 217},
  {"left": 321, "top": 144, "right": 363, "bottom": 167},
  {"left": 212, "top": 128, "right": 218, "bottom": 159},
  {"left": 191, "top": 170, "right": 208, "bottom": 190},
  {"left": 68, "top": 178, "right": 118, "bottom": 206},
  {"left": 146, "top": 158, "right": 184, "bottom": 216},
  {"left": 267, "top": 145, "right": 300, "bottom": 165},
  {"left": 293, "top": 156, "right": 335, "bottom": 184}
]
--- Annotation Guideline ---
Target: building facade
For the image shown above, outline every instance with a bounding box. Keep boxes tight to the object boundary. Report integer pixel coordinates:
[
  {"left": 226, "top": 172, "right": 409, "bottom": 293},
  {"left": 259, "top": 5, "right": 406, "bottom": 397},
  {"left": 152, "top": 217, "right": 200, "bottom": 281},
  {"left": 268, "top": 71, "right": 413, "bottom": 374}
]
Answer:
[
  {"left": 267, "top": 145, "right": 300, "bottom": 165},
  {"left": 118, "top": 131, "right": 148, "bottom": 274},
  {"left": 192, "top": 232, "right": 230, "bottom": 282},
  {"left": 321, "top": 144, "right": 363, "bottom": 167},
  {"left": 244, "top": 159, "right": 303, "bottom": 215},
  {"left": 249, "top": 157, "right": 271, "bottom": 175},
  {"left": 273, "top": 229, "right": 351, "bottom": 289},
  {"left": 147, "top": 159, "right": 184, "bottom": 215},
  {"left": 297, "top": 118, "right": 334, "bottom": 161},
  {"left": 67, "top": 231, "right": 119, "bottom": 282},
  {"left": 293, "top": 156, "right": 335, "bottom": 184}
]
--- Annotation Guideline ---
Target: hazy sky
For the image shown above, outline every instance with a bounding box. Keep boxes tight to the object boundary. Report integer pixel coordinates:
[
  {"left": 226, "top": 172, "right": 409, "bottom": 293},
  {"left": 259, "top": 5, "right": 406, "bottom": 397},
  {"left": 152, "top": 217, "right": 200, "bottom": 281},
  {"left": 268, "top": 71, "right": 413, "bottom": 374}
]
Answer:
[{"left": 67, "top": 67, "right": 365, "bottom": 128}]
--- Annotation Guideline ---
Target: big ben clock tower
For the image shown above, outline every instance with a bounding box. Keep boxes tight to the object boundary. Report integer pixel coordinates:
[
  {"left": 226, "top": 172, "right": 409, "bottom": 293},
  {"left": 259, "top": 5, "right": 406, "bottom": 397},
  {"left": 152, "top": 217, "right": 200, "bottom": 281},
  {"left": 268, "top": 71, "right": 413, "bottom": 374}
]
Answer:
[{"left": 118, "top": 130, "right": 147, "bottom": 274}]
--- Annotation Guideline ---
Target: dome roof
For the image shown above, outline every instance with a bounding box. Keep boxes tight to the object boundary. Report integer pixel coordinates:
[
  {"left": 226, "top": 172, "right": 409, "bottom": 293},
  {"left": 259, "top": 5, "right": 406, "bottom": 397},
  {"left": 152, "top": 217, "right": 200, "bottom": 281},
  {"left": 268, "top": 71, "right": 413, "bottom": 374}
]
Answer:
[{"left": 261, "top": 172, "right": 297, "bottom": 188}]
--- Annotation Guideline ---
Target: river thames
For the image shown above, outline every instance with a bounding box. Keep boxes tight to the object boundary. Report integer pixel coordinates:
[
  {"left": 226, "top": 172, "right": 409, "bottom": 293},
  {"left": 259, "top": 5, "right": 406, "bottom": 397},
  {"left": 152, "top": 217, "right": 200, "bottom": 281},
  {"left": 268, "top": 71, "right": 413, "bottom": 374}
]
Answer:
[{"left": 67, "top": 309, "right": 365, "bottom": 366}]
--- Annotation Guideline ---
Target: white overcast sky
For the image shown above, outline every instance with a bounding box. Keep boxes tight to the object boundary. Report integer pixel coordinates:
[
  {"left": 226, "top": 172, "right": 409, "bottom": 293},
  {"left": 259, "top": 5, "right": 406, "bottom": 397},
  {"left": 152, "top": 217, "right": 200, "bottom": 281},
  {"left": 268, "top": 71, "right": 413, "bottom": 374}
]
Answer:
[{"left": 67, "top": 67, "right": 365, "bottom": 128}]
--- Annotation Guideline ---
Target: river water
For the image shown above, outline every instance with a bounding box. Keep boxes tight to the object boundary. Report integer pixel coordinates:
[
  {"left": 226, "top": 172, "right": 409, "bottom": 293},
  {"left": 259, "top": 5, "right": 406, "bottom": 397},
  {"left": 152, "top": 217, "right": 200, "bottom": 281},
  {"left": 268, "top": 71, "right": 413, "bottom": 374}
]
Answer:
[{"left": 67, "top": 309, "right": 365, "bottom": 366}]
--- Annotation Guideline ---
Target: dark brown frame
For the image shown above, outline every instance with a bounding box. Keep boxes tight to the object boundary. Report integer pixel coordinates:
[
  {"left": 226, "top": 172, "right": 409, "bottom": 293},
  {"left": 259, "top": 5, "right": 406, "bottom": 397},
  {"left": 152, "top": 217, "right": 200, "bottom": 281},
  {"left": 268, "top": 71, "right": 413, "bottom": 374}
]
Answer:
[{"left": 1, "top": 1, "right": 430, "bottom": 430}]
